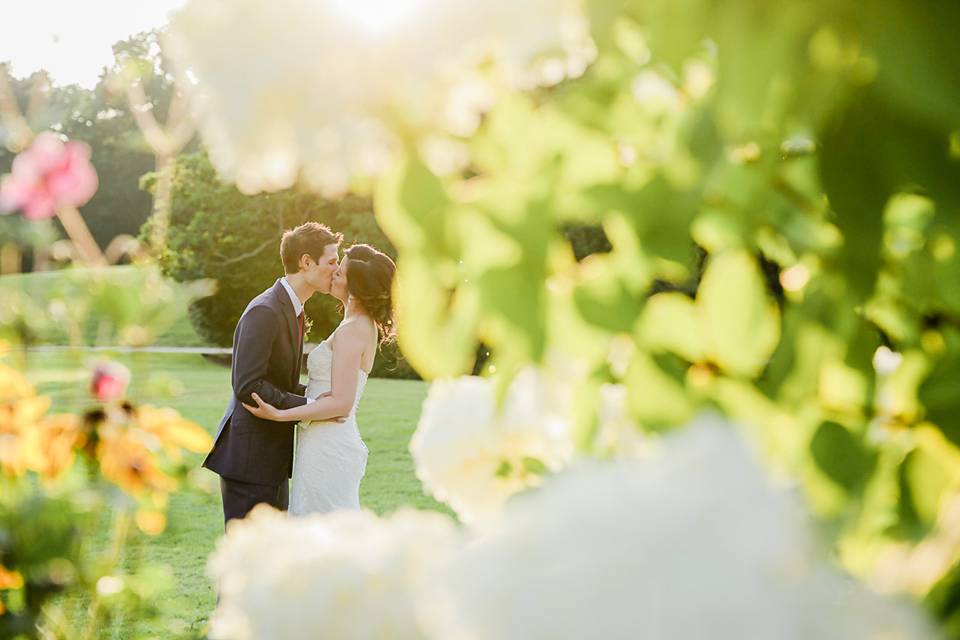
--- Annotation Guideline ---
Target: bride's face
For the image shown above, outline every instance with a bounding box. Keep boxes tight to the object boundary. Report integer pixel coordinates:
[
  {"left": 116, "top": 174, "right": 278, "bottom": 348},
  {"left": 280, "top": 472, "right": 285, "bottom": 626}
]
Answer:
[{"left": 331, "top": 256, "right": 349, "bottom": 302}]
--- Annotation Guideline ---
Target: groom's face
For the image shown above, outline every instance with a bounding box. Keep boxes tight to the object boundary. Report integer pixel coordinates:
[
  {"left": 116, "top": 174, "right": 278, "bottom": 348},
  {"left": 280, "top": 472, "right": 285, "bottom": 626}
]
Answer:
[{"left": 303, "top": 243, "right": 340, "bottom": 294}]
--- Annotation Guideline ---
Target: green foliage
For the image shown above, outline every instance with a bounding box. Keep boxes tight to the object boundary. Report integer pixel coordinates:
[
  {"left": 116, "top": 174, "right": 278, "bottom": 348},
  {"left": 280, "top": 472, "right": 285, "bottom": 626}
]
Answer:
[
  {"left": 375, "top": 0, "right": 960, "bottom": 604},
  {"left": 21, "top": 351, "right": 438, "bottom": 637},
  {"left": 928, "top": 562, "right": 960, "bottom": 639},
  {"left": 810, "top": 421, "right": 877, "bottom": 496},
  {"left": 0, "top": 491, "right": 91, "bottom": 638},
  {"left": 0, "top": 344, "right": 213, "bottom": 638},
  {"left": 561, "top": 223, "right": 611, "bottom": 261},
  {"left": 0, "top": 266, "right": 209, "bottom": 347}
]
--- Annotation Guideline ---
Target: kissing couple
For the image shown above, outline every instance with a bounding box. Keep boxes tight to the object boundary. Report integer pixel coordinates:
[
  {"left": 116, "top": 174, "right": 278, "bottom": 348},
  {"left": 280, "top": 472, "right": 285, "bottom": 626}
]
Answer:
[{"left": 202, "top": 222, "right": 396, "bottom": 523}]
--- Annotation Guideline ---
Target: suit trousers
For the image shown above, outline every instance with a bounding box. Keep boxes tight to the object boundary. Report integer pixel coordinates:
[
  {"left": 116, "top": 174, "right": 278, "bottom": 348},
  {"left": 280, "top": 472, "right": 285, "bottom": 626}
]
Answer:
[{"left": 220, "top": 476, "right": 289, "bottom": 527}]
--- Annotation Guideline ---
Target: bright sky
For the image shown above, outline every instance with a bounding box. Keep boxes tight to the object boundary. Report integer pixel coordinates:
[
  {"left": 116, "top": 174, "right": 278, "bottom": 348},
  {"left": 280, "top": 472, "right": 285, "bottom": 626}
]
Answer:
[{"left": 0, "top": 0, "right": 188, "bottom": 88}]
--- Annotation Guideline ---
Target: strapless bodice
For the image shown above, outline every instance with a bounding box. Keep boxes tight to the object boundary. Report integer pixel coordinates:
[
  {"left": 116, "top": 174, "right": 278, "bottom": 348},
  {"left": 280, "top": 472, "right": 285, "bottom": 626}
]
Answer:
[{"left": 305, "top": 339, "right": 368, "bottom": 417}]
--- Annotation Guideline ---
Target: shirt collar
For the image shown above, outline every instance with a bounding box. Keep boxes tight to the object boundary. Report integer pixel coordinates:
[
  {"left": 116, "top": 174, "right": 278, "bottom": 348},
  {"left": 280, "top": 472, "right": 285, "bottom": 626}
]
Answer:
[{"left": 279, "top": 277, "right": 304, "bottom": 316}]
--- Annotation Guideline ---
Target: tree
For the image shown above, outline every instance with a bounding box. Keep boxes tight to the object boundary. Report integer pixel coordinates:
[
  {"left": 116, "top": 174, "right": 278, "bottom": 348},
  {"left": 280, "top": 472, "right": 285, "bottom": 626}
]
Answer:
[
  {"left": 148, "top": 151, "right": 416, "bottom": 378},
  {"left": 0, "top": 30, "right": 192, "bottom": 260}
]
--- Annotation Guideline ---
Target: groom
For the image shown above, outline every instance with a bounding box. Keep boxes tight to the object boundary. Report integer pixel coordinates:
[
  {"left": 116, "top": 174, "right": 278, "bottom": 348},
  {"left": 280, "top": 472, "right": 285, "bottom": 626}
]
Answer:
[{"left": 203, "top": 221, "right": 342, "bottom": 525}]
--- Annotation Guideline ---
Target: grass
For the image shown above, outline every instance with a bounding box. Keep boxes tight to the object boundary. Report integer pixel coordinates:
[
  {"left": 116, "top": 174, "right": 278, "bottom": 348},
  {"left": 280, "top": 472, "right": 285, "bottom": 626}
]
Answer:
[
  {"left": 21, "top": 351, "right": 442, "bottom": 638},
  {"left": 0, "top": 265, "right": 206, "bottom": 347}
]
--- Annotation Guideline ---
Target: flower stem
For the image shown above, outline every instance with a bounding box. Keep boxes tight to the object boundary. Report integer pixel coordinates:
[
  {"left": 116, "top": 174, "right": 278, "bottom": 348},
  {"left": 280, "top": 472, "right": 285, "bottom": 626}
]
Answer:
[
  {"left": 56, "top": 206, "right": 108, "bottom": 267},
  {"left": 80, "top": 508, "right": 131, "bottom": 640}
]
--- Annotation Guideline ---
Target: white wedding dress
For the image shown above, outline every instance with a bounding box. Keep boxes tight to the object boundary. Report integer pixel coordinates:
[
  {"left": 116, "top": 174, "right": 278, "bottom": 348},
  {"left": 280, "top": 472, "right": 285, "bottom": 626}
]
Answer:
[{"left": 289, "top": 332, "right": 369, "bottom": 516}]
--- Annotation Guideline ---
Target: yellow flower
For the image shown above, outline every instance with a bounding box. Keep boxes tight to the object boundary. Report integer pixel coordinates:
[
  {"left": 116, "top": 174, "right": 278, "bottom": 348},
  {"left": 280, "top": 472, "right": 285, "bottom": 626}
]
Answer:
[
  {"left": 0, "top": 386, "right": 53, "bottom": 477},
  {"left": 0, "top": 565, "right": 24, "bottom": 590},
  {"left": 97, "top": 427, "right": 177, "bottom": 496},
  {"left": 0, "top": 354, "right": 207, "bottom": 498},
  {"left": 0, "top": 394, "right": 48, "bottom": 434},
  {"left": 20, "top": 414, "right": 85, "bottom": 479},
  {"left": 135, "top": 405, "right": 212, "bottom": 455},
  {"left": 135, "top": 508, "right": 168, "bottom": 535},
  {"left": 0, "top": 359, "right": 84, "bottom": 478},
  {"left": 0, "top": 362, "right": 36, "bottom": 403}
]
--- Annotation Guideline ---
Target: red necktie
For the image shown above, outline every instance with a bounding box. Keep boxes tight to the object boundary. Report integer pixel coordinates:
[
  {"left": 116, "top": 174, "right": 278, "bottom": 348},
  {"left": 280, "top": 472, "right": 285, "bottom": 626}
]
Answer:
[{"left": 297, "top": 311, "right": 304, "bottom": 343}]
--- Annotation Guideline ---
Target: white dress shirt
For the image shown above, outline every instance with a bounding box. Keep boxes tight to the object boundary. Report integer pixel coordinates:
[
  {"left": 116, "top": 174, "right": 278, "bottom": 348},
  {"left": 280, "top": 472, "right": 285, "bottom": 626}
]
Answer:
[
  {"left": 279, "top": 276, "right": 304, "bottom": 317},
  {"left": 279, "top": 276, "right": 313, "bottom": 404}
]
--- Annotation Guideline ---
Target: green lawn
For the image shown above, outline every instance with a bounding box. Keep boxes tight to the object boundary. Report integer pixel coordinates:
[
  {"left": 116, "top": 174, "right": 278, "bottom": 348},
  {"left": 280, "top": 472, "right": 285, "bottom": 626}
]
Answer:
[{"left": 22, "top": 351, "right": 442, "bottom": 638}]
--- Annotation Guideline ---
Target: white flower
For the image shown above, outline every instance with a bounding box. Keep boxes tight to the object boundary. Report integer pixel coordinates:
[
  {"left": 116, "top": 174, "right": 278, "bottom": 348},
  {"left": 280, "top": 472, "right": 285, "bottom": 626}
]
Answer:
[
  {"left": 426, "top": 417, "right": 936, "bottom": 640},
  {"left": 208, "top": 506, "right": 458, "bottom": 640},
  {"left": 437, "top": 75, "right": 498, "bottom": 137},
  {"left": 593, "top": 383, "right": 649, "bottom": 458},
  {"left": 418, "top": 135, "right": 471, "bottom": 176},
  {"left": 682, "top": 59, "right": 715, "bottom": 100},
  {"left": 410, "top": 369, "right": 575, "bottom": 526},
  {"left": 872, "top": 346, "right": 903, "bottom": 376},
  {"left": 631, "top": 69, "right": 682, "bottom": 115},
  {"left": 164, "top": 0, "right": 591, "bottom": 195}
]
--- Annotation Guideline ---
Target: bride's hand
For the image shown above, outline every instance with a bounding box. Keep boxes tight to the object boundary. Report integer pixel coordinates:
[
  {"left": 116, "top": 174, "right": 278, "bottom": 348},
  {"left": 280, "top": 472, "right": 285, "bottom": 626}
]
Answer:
[{"left": 242, "top": 392, "right": 282, "bottom": 420}]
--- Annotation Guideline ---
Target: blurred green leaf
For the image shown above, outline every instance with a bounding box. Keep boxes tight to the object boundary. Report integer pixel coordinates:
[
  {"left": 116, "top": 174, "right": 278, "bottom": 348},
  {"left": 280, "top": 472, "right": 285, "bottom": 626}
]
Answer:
[
  {"left": 897, "top": 445, "right": 950, "bottom": 536},
  {"left": 573, "top": 254, "right": 645, "bottom": 334},
  {"left": 698, "top": 250, "right": 780, "bottom": 377},
  {"left": 639, "top": 292, "right": 704, "bottom": 362},
  {"left": 865, "top": 0, "right": 960, "bottom": 134},
  {"left": 375, "top": 153, "right": 454, "bottom": 255},
  {"left": 624, "top": 350, "right": 696, "bottom": 427},
  {"left": 919, "top": 328, "right": 960, "bottom": 447},
  {"left": 393, "top": 256, "right": 480, "bottom": 378},
  {"left": 810, "top": 421, "right": 877, "bottom": 495}
]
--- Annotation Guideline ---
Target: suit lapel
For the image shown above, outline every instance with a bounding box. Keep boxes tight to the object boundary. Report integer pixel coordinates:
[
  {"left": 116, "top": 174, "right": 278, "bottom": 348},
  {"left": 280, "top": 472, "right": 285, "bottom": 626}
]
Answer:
[
  {"left": 273, "top": 279, "right": 303, "bottom": 386},
  {"left": 274, "top": 279, "right": 303, "bottom": 388}
]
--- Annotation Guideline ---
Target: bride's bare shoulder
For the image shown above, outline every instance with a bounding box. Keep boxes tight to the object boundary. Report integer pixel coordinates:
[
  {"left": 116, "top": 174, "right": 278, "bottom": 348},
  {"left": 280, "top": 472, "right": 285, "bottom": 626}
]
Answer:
[{"left": 332, "top": 316, "right": 375, "bottom": 345}]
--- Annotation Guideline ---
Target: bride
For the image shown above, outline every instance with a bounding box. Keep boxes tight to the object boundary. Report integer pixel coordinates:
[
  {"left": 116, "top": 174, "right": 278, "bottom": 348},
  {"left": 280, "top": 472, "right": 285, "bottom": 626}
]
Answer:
[{"left": 243, "top": 243, "right": 396, "bottom": 515}]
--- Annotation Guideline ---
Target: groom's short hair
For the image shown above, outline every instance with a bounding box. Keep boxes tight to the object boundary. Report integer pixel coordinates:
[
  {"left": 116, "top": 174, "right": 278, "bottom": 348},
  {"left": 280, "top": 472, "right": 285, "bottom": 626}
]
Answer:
[{"left": 280, "top": 222, "right": 342, "bottom": 273}]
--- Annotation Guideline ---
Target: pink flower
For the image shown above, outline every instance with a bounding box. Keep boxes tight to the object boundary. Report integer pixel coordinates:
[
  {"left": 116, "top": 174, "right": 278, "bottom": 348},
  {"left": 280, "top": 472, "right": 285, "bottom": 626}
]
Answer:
[
  {"left": 0, "top": 132, "right": 99, "bottom": 220},
  {"left": 91, "top": 361, "right": 131, "bottom": 403}
]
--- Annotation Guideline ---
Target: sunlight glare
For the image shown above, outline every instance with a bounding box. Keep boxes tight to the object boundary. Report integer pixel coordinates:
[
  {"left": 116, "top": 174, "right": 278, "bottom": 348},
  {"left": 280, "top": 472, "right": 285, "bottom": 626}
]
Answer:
[
  {"left": 329, "top": 0, "right": 423, "bottom": 33},
  {"left": 1, "top": 0, "right": 187, "bottom": 88}
]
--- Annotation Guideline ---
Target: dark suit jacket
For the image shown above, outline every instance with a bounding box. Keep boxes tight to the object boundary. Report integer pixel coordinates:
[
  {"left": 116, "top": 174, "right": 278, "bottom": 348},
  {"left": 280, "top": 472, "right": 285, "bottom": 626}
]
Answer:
[{"left": 203, "top": 279, "right": 308, "bottom": 485}]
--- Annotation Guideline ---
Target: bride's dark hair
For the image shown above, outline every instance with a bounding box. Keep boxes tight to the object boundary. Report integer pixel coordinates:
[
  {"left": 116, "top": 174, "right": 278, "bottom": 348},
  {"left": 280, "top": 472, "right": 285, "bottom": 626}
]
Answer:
[{"left": 344, "top": 244, "right": 396, "bottom": 344}]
